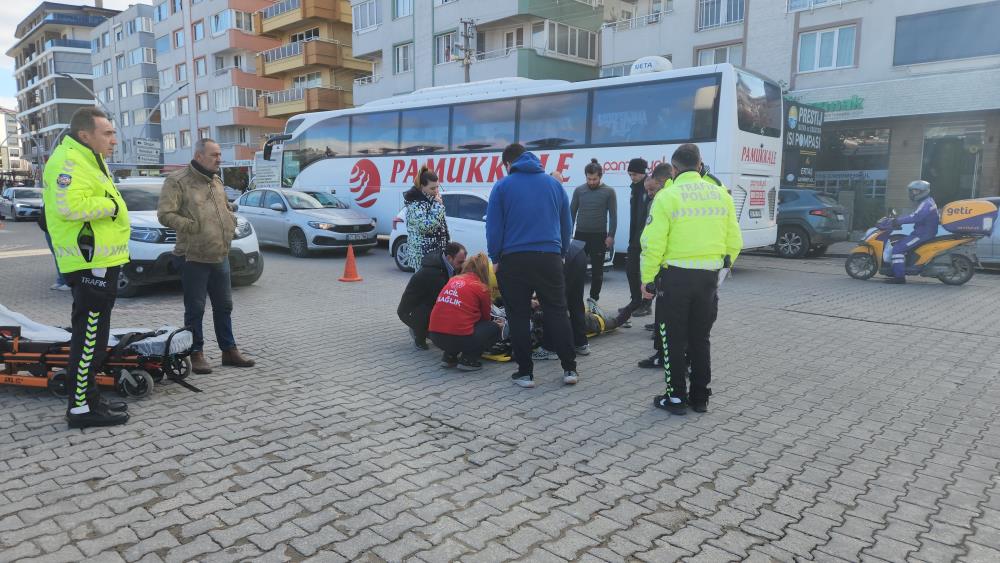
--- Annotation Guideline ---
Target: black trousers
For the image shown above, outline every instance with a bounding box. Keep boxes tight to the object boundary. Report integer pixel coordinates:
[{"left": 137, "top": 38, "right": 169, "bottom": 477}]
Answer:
[
  {"left": 626, "top": 245, "right": 643, "bottom": 306},
  {"left": 399, "top": 303, "right": 433, "bottom": 342},
  {"left": 574, "top": 232, "right": 607, "bottom": 300},
  {"left": 64, "top": 266, "right": 121, "bottom": 412},
  {"left": 497, "top": 252, "right": 576, "bottom": 374},
  {"left": 654, "top": 267, "right": 719, "bottom": 403},
  {"left": 564, "top": 250, "right": 589, "bottom": 348},
  {"left": 430, "top": 320, "right": 500, "bottom": 358}
]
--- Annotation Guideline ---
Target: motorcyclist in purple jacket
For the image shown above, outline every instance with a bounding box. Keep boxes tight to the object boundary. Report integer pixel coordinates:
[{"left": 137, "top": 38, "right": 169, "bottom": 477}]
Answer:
[{"left": 885, "top": 180, "right": 939, "bottom": 284}]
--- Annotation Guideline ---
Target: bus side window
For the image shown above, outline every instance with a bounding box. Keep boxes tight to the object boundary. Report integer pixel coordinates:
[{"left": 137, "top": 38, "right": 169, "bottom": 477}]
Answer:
[
  {"left": 518, "top": 92, "right": 588, "bottom": 149},
  {"left": 452, "top": 100, "right": 516, "bottom": 152},
  {"left": 401, "top": 107, "right": 449, "bottom": 154},
  {"left": 591, "top": 76, "right": 720, "bottom": 145},
  {"left": 351, "top": 112, "right": 400, "bottom": 156}
]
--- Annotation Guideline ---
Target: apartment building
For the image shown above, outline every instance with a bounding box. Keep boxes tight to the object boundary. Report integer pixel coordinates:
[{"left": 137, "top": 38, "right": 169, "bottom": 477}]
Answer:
[
  {"left": 348, "top": 0, "right": 611, "bottom": 106},
  {"left": 152, "top": 0, "right": 284, "bottom": 167},
  {"left": 0, "top": 108, "right": 31, "bottom": 179},
  {"left": 253, "top": 0, "right": 369, "bottom": 119},
  {"left": 90, "top": 4, "right": 161, "bottom": 164},
  {"left": 600, "top": 0, "right": 1000, "bottom": 208},
  {"left": 7, "top": 2, "right": 119, "bottom": 161}
]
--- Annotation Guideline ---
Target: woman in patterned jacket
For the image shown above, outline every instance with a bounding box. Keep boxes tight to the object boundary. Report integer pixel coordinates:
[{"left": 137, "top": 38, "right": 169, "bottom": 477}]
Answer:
[{"left": 403, "top": 166, "right": 449, "bottom": 270}]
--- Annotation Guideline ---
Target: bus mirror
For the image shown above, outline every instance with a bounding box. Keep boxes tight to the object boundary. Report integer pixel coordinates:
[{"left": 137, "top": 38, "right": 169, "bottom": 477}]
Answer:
[
  {"left": 263, "top": 145, "right": 273, "bottom": 161},
  {"left": 263, "top": 134, "right": 292, "bottom": 161}
]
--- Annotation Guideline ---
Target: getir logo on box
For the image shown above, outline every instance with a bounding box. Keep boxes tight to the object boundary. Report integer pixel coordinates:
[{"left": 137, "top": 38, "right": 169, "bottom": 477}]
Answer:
[{"left": 349, "top": 159, "right": 380, "bottom": 208}]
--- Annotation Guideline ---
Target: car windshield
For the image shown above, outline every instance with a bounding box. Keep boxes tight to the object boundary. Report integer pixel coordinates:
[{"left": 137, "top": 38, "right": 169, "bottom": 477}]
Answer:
[
  {"left": 118, "top": 185, "right": 161, "bottom": 211},
  {"left": 815, "top": 193, "right": 841, "bottom": 207},
  {"left": 284, "top": 191, "right": 324, "bottom": 210},
  {"left": 305, "top": 192, "right": 349, "bottom": 209},
  {"left": 13, "top": 189, "right": 41, "bottom": 199}
]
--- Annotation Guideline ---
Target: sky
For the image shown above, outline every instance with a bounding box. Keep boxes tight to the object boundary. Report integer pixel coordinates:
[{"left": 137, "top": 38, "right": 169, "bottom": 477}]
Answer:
[{"left": 0, "top": 0, "right": 137, "bottom": 112}]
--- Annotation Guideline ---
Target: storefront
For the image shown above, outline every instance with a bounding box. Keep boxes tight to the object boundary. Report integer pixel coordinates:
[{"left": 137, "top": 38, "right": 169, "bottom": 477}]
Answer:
[{"left": 788, "top": 67, "right": 1000, "bottom": 227}]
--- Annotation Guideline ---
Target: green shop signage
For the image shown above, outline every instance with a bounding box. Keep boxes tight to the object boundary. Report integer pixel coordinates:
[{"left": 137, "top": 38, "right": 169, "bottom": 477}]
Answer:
[{"left": 787, "top": 95, "right": 864, "bottom": 113}]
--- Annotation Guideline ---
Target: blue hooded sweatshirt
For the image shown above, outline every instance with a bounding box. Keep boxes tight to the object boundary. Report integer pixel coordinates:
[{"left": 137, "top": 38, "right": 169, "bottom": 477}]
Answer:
[{"left": 486, "top": 151, "right": 572, "bottom": 263}]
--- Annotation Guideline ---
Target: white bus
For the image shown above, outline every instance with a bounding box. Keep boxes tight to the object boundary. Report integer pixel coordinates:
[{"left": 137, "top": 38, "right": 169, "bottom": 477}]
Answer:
[{"left": 273, "top": 62, "right": 783, "bottom": 252}]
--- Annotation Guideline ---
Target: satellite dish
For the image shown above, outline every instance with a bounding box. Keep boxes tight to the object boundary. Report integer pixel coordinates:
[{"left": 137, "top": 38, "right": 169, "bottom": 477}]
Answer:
[{"left": 630, "top": 56, "right": 673, "bottom": 75}]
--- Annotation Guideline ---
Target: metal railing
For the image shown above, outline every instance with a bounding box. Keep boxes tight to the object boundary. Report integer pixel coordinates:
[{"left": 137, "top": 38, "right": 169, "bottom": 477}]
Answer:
[
  {"left": 602, "top": 11, "right": 673, "bottom": 32},
  {"left": 261, "top": 0, "right": 299, "bottom": 20},
  {"left": 787, "top": 0, "right": 858, "bottom": 12},
  {"left": 353, "top": 74, "right": 379, "bottom": 87},
  {"left": 260, "top": 37, "right": 345, "bottom": 63},
  {"left": 697, "top": 0, "right": 745, "bottom": 31},
  {"left": 44, "top": 39, "right": 91, "bottom": 50},
  {"left": 263, "top": 85, "right": 345, "bottom": 104}
]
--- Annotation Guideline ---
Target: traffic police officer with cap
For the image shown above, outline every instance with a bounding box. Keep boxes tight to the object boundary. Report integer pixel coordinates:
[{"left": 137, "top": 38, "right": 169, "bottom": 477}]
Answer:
[
  {"left": 42, "top": 107, "right": 131, "bottom": 429},
  {"left": 640, "top": 143, "right": 742, "bottom": 415}
]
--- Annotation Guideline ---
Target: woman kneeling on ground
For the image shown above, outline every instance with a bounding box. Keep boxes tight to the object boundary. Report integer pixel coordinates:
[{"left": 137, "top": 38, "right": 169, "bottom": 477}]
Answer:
[{"left": 428, "top": 252, "right": 504, "bottom": 371}]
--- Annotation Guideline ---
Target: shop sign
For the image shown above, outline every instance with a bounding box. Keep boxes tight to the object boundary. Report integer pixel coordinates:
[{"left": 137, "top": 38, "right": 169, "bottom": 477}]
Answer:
[{"left": 782, "top": 100, "right": 825, "bottom": 188}]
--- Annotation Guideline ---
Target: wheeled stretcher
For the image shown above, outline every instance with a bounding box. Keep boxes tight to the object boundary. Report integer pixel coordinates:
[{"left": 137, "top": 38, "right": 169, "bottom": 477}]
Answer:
[{"left": 0, "top": 304, "right": 193, "bottom": 398}]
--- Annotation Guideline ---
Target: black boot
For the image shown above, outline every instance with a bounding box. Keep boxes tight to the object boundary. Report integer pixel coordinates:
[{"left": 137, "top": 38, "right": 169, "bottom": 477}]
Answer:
[
  {"left": 638, "top": 354, "right": 662, "bottom": 369},
  {"left": 98, "top": 395, "right": 128, "bottom": 412},
  {"left": 67, "top": 404, "right": 129, "bottom": 429},
  {"left": 653, "top": 394, "right": 687, "bottom": 415},
  {"left": 633, "top": 300, "right": 653, "bottom": 317}
]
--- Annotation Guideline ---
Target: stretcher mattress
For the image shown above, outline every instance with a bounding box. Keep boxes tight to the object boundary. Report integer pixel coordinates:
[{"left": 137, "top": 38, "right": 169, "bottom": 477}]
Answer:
[{"left": 0, "top": 304, "right": 191, "bottom": 356}]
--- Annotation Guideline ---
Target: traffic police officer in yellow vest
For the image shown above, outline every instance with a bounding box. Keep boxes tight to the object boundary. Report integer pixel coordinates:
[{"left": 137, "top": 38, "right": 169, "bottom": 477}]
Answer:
[
  {"left": 42, "top": 108, "right": 131, "bottom": 428},
  {"left": 640, "top": 144, "right": 742, "bottom": 415}
]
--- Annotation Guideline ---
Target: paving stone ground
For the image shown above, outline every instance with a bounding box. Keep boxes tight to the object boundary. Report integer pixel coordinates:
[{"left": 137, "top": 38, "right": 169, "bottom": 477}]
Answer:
[{"left": 1, "top": 221, "right": 999, "bottom": 562}]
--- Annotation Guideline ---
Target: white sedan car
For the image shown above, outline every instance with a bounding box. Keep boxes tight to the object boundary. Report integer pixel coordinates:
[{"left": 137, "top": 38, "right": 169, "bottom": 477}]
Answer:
[
  {"left": 389, "top": 190, "right": 614, "bottom": 272},
  {"left": 117, "top": 178, "right": 263, "bottom": 297}
]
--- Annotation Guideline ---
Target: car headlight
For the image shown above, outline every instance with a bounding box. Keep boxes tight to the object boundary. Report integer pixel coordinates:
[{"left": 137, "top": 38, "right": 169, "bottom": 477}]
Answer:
[
  {"left": 14, "top": 203, "right": 27, "bottom": 208},
  {"left": 307, "top": 221, "right": 337, "bottom": 231},
  {"left": 130, "top": 227, "right": 164, "bottom": 243},
  {"left": 234, "top": 217, "right": 253, "bottom": 239}
]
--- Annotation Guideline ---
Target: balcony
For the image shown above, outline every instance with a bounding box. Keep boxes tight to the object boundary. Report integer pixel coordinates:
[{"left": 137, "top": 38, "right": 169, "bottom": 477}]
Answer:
[
  {"left": 257, "top": 38, "right": 369, "bottom": 76},
  {"left": 602, "top": 11, "right": 674, "bottom": 34},
  {"left": 43, "top": 39, "right": 91, "bottom": 50},
  {"left": 255, "top": 0, "right": 351, "bottom": 36},
  {"left": 260, "top": 86, "right": 352, "bottom": 118}
]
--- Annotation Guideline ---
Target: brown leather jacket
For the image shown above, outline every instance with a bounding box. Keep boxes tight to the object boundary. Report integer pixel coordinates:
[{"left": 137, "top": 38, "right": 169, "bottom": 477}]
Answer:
[{"left": 157, "top": 164, "right": 236, "bottom": 263}]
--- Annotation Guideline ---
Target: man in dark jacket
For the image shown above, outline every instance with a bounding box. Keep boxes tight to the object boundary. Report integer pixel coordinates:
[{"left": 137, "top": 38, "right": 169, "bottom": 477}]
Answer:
[
  {"left": 624, "top": 158, "right": 651, "bottom": 316},
  {"left": 398, "top": 242, "right": 467, "bottom": 349},
  {"left": 487, "top": 143, "right": 577, "bottom": 388}
]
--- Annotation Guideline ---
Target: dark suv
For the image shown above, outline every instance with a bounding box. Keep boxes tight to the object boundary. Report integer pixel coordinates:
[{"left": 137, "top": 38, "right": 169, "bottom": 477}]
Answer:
[{"left": 775, "top": 189, "right": 849, "bottom": 258}]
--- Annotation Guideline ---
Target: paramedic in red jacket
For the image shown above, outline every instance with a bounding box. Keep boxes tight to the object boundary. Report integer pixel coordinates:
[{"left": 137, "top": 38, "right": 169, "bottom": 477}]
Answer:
[{"left": 428, "top": 252, "right": 502, "bottom": 372}]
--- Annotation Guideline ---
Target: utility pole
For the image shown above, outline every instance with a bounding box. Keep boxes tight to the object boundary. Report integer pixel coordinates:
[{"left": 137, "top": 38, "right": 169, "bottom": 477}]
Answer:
[{"left": 457, "top": 18, "right": 476, "bottom": 83}]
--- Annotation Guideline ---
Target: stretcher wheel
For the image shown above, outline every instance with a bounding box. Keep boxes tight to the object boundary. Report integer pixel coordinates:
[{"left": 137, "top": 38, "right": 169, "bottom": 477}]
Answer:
[
  {"left": 117, "top": 369, "right": 154, "bottom": 398},
  {"left": 48, "top": 369, "right": 68, "bottom": 399},
  {"left": 163, "top": 356, "right": 192, "bottom": 380}
]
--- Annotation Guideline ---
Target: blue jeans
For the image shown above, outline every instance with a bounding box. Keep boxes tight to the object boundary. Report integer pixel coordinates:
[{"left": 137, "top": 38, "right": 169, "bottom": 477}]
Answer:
[
  {"left": 44, "top": 231, "right": 66, "bottom": 285},
  {"left": 181, "top": 258, "right": 236, "bottom": 353}
]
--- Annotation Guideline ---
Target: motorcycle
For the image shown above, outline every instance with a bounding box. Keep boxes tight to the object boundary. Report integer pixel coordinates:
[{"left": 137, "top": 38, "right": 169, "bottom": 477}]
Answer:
[{"left": 845, "top": 199, "right": 998, "bottom": 286}]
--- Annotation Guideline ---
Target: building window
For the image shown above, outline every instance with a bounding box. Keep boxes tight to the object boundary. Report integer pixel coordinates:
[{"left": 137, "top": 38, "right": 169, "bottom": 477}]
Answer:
[
  {"left": 180, "top": 130, "right": 191, "bottom": 148},
  {"left": 546, "top": 22, "right": 596, "bottom": 61},
  {"left": 159, "top": 68, "right": 174, "bottom": 88},
  {"left": 105, "top": 87, "right": 114, "bottom": 102},
  {"left": 131, "top": 48, "right": 155, "bottom": 65},
  {"left": 215, "top": 55, "right": 225, "bottom": 71},
  {"left": 178, "top": 97, "right": 189, "bottom": 116},
  {"left": 121, "top": 111, "right": 130, "bottom": 127},
  {"left": 163, "top": 133, "right": 176, "bottom": 152},
  {"left": 153, "top": 2, "right": 168, "bottom": 22},
  {"left": 290, "top": 28, "right": 320, "bottom": 43},
  {"left": 815, "top": 128, "right": 891, "bottom": 200},
  {"left": 697, "top": 0, "right": 745, "bottom": 31},
  {"left": 92, "top": 64, "right": 103, "bottom": 78},
  {"left": 505, "top": 28, "right": 524, "bottom": 54},
  {"left": 103, "top": 59, "right": 112, "bottom": 75},
  {"left": 102, "top": 32, "right": 110, "bottom": 47},
  {"left": 176, "top": 63, "right": 188, "bottom": 82},
  {"left": 195, "top": 57, "right": 207, "bottom": 77},
  {"left": 697, "top": 43, "right": 743, "bottom": 66},
  {"left": 155, "top": 35, "right": 170, "bottom": 54},
  {"left": 163, "top": 100, "right": 177, "bottom": 120},
  {"left": 134, "top": 109, "right": 148, "bottom": 125},
  {"left": 132, "top": 78, "right": 158, "bottom": 94},
  {"left": 435, "top": 32, "right": 456, "bottom": 65},
  {"left": 198, "top": 127, "right": 210, "bottom": 140},
  {"left": 171, "top": 0, "right": 182, "bottom": 14},
  {"left": 353, "top": 1, "right": 378, "bottom": 32},
  {"left": 894, "top": 3, "right": 1000, "bottom": 66},
  {"left": 600, "top": 61, "right": 632, "bottom": 78},
  {"left": 394, "top": 43, "right": 414, "bottom": 73},
  {"left": 116, "top": 54, "right": 126, "bottom": 70},
  {"left": 798, "top": 25, "right": 856, "bottom": 73},
  {"left": 292, "top": 72, "right": 323, "bottom": 89},
  {"left": 197, "top": 92, "right": 209, "bottom": 111},
  {"left": 214, "top": 86, "right": 259, "bottom": 111},
  {"left": 119, "top": 82, "right": 128, "bottom": 98},
  {"left": 114, "top": 24, "right": 123, "bottom": 42},
  {"left": 91, "top": 38, "right": 101, "bottom": 53},
  {"left": 211, "top": 10, "right": 254, "bottom": 35},
  {"left": 173, "top": 29, "right": 185, "bottom": 49},
  {"left": 134, "top": 16, "right": 153, "bottom": 33},
  {"left": 395, "top": 0, "right": 413, "bottom": 18},
  {"left": 192, "top": 21, "right": 205, "bottom": 41}
]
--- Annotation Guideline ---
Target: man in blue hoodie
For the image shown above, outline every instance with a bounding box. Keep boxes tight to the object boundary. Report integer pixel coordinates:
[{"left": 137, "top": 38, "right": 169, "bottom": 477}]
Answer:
[{"left": 487, "top": 143, "right": 578, "bottom": 388}]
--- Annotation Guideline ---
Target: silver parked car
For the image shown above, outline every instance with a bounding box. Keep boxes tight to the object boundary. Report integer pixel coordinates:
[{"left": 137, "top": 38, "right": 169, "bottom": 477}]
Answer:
[
  {"left": 236, "top": 189, "right": 377, "bottom": 257},
  {"left": 0, "top": 187, "right": 43, "bottom": 221}
]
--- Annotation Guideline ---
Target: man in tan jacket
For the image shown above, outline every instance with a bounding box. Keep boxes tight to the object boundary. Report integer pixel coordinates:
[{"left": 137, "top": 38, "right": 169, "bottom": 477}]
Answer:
[{"left": 157, "top": 139, "right": 254, "bottom": 373}]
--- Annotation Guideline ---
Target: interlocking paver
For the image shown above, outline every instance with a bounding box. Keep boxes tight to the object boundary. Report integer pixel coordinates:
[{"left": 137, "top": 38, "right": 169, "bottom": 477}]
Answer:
[{"left": 2, "top": 229, "right": 1000, "bottom": 563}]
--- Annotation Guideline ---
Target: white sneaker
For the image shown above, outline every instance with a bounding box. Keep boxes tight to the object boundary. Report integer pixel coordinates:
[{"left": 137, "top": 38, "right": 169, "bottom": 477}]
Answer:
[
  {"left": 512, "top": 374, "right": 536, "bottom": 388},
  {"left": 531, "top": 348, "right": 557, "bottom": 360},
  {"left": 50, "top": 283, "right": 62, "bottom": 290},
  {"left": 575, "top": 344, "right": 591, "bottom": 356},
  {"left": 563, "top": 371, "right": 579, "bottom": 385},
  {"left": 52, "top": 283, "right": 70, "bottom": 291}
]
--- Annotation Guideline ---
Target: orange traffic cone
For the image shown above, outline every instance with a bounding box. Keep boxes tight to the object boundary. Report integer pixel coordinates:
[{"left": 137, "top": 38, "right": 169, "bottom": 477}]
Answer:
[{"left": 339, "top": 244, "right": 363, "bottom": 282}]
